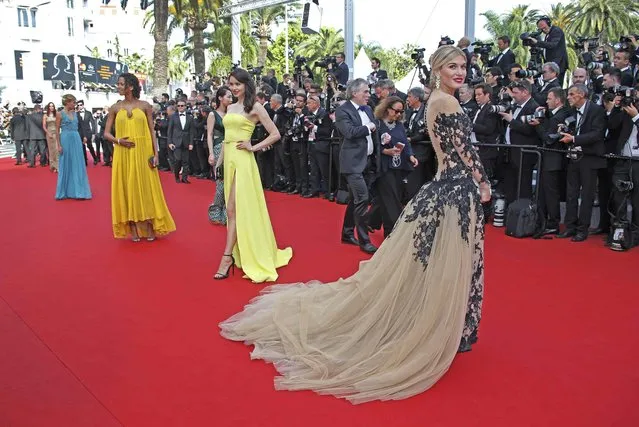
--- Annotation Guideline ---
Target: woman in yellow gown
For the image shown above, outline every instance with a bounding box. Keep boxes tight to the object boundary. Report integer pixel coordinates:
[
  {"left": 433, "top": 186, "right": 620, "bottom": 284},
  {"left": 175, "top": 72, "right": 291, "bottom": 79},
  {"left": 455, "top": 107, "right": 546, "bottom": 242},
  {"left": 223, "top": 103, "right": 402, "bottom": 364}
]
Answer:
[
  {"left": 213, "top": 68, "right": 292, "bottom": 282},
  {"left": 103, "top": 73, "right": 176, "bottom": 241}
]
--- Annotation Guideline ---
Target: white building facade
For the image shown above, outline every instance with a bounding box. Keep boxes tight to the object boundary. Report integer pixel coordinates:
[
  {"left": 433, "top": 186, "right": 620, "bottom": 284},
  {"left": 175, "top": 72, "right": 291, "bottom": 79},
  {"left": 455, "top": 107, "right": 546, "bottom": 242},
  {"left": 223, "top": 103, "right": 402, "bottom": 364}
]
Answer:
[{"left": 0, "top": 0, "right": 154, "bottom": 110}]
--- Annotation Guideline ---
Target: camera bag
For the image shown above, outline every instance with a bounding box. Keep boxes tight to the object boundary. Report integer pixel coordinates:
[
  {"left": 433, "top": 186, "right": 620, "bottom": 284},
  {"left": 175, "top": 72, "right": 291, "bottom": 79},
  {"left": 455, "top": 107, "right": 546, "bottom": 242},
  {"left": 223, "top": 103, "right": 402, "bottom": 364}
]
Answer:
[{"left": 505, "top": 149, "right": 541, "bottom": 238}]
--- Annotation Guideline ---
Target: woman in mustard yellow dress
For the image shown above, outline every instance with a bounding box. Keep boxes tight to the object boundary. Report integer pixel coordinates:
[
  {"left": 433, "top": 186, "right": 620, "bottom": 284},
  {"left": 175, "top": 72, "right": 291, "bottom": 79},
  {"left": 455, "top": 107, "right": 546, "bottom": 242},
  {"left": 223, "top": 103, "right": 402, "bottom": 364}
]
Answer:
[
  {"left": 103, "top": 73, "right": 176, "bottom": 241},
  {"left": 213, "top": 68, "right": 292, "bottom": 282}
]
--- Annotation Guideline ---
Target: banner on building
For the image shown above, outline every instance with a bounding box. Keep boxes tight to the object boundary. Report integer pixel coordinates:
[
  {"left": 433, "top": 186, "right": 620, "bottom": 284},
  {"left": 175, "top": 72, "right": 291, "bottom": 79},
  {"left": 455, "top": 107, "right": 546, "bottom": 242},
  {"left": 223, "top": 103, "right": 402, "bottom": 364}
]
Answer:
[
  {"left": 42, "top": 52, "right": 76, "bottom": 81},
  {"left": 42, "top": 52, "right": 128, "bottom": 84},
  {"left": 14, "top": 50, "right": 28, "bottom": 80}
]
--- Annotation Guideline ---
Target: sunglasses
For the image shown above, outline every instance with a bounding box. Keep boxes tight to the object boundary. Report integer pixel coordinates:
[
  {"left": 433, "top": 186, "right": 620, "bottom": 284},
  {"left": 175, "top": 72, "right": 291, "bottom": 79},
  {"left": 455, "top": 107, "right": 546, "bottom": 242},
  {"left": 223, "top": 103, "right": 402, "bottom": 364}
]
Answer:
[{"left": 390, "top": 107, "right": 404, "bottom": 114}]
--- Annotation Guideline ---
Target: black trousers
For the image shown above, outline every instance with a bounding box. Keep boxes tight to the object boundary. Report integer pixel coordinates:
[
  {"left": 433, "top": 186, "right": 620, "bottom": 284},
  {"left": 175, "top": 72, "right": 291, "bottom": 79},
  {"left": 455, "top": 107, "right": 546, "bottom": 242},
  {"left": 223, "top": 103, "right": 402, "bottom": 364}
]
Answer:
[
  {"left": 539, "top": 169, "right": 562, "bottom": 229},
  {"left": 342, "top": 161, "right": 375, "bottom": 246},
  {"left": 169, "top": 146, "right": 190, "bottom": 180},
  {"left": 564, "top": 161, "right": 598, "bottom": 234},
  {"left": 27, "top": 139, "right": 47, "bottom": 166},
  {"left": 256, "top": 148, "right": 275, "bottom": 188},
  {"left": 290, "top": 141, "right": 309, "bottom": 193},
  {"left": 611, "top": 160, "right": 639, "bottom": 241},
  {"left": 14, "top": 139, "right": 27, "bottom": 163},
  {"left": 82, "top": 137, "right": 98, "bottom": 165},
  {"left": 377, "top": 169, "right": 405, "bottom": 237},
  {"left": 158, "top": 138, "right": 170, "bottom": 169},
  {"left": 503, "top": 163, "right": 534, "bottom": 204},
  {"left": 100, "top": 137, "right": 113, "bottom": 164},
  {"left": 274, "top": 139, "right": 294, "bottom": 188},
  {"left": 309, "top": 144, "right": 330, "bottom": 194}
]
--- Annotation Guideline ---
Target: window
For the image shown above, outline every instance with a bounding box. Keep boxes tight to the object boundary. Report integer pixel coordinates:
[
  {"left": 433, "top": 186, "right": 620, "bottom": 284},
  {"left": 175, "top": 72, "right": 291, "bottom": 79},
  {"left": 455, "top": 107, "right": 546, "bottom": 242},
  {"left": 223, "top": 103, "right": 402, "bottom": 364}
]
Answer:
[
  {"left": 17, "top": 7, "right": 28, "bottom": 27},
  {"left": 67, "top": 17, "right": 74, "bottom": 36},
  {"left": 83, "top": 0, "right": 88, "bottom": 7},
  {"left": 124, "top": 48, "right": 129, "bottom": 56},
  {"left": 67, "top": 0, "right": 74, "bottom": 9},
  {"left": 107, "top": 48, "right": 113, "bottom": 58},
  {"left": 30, "top": 8, "right": 37, "bottom": 27}
]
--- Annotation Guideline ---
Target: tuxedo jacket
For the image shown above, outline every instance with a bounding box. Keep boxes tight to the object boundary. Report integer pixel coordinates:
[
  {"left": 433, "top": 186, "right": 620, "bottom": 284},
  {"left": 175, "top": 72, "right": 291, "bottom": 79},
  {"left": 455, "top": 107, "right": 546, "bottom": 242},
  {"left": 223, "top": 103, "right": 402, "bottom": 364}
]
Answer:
[
  {"left": 404, "top": 102, "right": 432, "bottom": 161},
  {"left": 308, "top": 107, "right": 333, "bottom": 153},
  {"left": 76, "top": 110, "right": 95, "bottom": 141},
  {"left": 489, "top": 49, "right": 516, "bottom": 79},
  {"left": 508, "top": 98, "right": 542, "bottom": 167},
  {"left": 570, "top": 101, "right": 607, "bottom": 169},
  {"left": 472, "top": 103, "right": 502, "bottom": 160},
  {"left": 335, "top": 101, "right": 381, "bottom": 175},
  {"left": 333, "top": 62, "right": 349, "bottom": 86},
  {"left": 167, "top": 112, "right": 195, "bottom": 148},
  {"left": 606, "top": 108, "right": 638, "bottom": 156},
  {"left": 536, "top": 26, "right": 568, "bottom": 71},
  {"left": 532, "top": 79, "right": 561, "bottom": 107},
  {"left": 535, "top": 106, "right": 571, "bottom": 171}
]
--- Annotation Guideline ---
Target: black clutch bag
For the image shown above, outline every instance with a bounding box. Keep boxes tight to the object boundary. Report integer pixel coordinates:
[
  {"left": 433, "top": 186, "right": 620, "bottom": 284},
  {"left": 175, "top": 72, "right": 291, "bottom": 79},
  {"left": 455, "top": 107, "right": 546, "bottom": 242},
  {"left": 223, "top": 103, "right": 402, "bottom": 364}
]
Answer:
[
  {"left": 148, "top": 155, "right": 157, "bottom": 168},
  {"left": 215, "top": 165, "right": 224, "bottom": 181}
]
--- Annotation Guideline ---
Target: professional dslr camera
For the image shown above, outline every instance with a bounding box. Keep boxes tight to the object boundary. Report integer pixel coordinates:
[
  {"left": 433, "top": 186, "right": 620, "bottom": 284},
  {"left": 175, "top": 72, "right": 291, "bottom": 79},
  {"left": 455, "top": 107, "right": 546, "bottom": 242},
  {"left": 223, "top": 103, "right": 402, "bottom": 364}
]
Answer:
[
  {"left": 519, "top": 109, "right": 546, "bottom": 124},
  {"left": 515, "top": 68, "right": 542, "bottom": 79},
  {"left": 574, "top": 36, "right": 599, "bottom": 50},
  {"left": 618, "top": 34, "right": 639, "bottom": 51},
  {"left": 410, "top": 47, "right": 431, "bottom": 85},
  {"left": 520, "top": 31, "right": 542, "bottom": 47},
  {"left": 608, "top": 85, "right": 639, "bottom": 108},
  {"left": 487, "top": 102, "right": 516, "bottom": 114}
]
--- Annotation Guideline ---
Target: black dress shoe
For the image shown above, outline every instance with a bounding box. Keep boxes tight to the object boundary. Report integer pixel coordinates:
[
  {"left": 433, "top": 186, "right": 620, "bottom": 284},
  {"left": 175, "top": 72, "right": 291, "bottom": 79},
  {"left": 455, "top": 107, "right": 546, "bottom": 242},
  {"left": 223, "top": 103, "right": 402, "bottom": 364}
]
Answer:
[
  {"left": 341, "top": 235, "right": 359, "bottom": 246},
  {"left": 557, "top": 230, "right": 576, "bottom": 238},
  {"left": 360, "top": 243, "right": 377, "bottom": 254},
  {"left": 287, "top": 189, "right": 299, "bottom": 195},
  {"left": 302, "top": 192, "right": 319, "bottom": 198},
  {"left": 175, "top": 178, "right": 181, "bottom": 183},
  {"left": 571, "top": 232, "right": 588, "bottom": 242},
  {"left": 181, "top": 177, "right": 191, "bottom": 184}
]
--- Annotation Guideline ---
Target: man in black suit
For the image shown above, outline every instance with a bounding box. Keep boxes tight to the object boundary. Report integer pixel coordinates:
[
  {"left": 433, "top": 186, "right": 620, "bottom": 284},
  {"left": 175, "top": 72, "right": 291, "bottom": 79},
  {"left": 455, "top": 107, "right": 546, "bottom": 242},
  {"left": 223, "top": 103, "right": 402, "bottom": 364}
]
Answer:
[
  {"left": 76, "top": 100, "right": 98, "bottom": 165},
  {"left": 488, "top": 36, "right": 517, "bottom": 83},
  {"left": 405, "top": 87, "right": 431, "bottom": 200},
  {"left": 368, "top": 57, "right": 388, "bottom": 84},
  {"left": 612, "top": 50, "right": 635, "bottom": 87},
  {"left": 528, "top": 17, "right": 568, "bottom": 85},
  {"left": 498, "top": 80, "right": 541, "bottom": 203},
  {"left": 26, "top": 104, "right": 47, "bottom": 168},
  {"left": 330, "top": 52, "right": 349, "bottom": 86},
  {"left": 557, "top": 84, "right": 607, "bottom": 242},
  {"left": 167, "top": 100, "right": 195, "bottom": 183},
  {"left": 305, "top": 95, "right": 334, "bottom": 198},
  {"left": 532, "top": 62, "right": 562, "bottom": 107},
  {"left": 530, "top": 87, "right": 571, "bottom": 235},
  {"left": 471, "top": 84, "right": 502, "bottom": 183},
  {"left": 269, "top": 94, "right": 293, "bottom": 191},
  {"left": 459, "top": 83, "right": 479, "bottom": 118},
  {"left": 334, "top": 78, "right": 380, "bottom": 254}
]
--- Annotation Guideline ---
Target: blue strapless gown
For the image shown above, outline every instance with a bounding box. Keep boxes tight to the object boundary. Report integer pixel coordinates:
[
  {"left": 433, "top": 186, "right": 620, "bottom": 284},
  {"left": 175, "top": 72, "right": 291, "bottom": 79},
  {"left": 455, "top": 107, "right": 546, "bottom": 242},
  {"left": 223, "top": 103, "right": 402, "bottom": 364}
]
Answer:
[{"left": 55, "top": 112, "right": 92, "bottom": 200}]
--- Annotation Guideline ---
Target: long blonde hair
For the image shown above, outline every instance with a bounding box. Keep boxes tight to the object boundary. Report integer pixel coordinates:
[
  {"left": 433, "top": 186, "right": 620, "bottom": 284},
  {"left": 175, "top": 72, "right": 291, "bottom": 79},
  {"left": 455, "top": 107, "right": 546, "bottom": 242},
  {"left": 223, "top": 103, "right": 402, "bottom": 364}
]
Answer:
[{"left": 428, "top": 45, "right": 466, "bottom": 89}]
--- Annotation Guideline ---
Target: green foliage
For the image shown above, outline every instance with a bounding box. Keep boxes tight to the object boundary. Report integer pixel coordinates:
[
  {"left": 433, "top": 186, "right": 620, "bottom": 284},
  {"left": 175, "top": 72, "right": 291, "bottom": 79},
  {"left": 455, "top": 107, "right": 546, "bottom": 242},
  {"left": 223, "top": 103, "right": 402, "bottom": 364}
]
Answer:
[{"left": 363, "top": 43, "right": 419, "bottom": 81}]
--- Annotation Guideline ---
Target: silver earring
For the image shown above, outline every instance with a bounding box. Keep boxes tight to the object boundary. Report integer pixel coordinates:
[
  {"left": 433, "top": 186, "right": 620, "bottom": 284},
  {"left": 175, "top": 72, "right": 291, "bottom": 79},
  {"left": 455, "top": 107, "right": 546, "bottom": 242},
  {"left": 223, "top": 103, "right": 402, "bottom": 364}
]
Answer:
[{"left": 435, "top": 74, "right": 441, "bottom": 89}]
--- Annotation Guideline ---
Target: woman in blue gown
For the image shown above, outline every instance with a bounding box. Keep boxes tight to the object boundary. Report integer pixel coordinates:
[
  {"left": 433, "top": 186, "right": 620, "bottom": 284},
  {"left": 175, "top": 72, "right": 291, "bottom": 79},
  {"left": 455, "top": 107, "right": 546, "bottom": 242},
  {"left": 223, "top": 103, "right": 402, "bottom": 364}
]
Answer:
[{"left": 55, "top": 94, "right": 92, "bottom": 200}]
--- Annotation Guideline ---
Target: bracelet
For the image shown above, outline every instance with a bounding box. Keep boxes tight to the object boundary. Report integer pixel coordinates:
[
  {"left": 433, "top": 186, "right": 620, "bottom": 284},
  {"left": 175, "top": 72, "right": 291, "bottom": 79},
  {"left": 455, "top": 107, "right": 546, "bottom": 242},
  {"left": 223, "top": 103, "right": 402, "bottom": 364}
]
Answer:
[{"left": 116, "top": 138, "right": 120, "bottom": 145}]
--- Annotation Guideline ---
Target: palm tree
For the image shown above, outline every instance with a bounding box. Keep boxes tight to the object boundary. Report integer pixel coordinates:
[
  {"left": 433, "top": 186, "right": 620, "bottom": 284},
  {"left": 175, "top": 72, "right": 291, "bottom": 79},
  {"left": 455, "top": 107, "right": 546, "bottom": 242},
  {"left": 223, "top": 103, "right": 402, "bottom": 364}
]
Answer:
[
  {"left": 152, "top": 0, "right": 170, "bottom": 97},
  {"left": 168, "top": 45, "right": 190, "bottom": 83},
  {"left": 85, "top": 46, "right": 102, "bottom": 59},
  {"left": 566, "top": 0, "right": 639, "bottom": 43},
  {"left": 296, "top": 27, "right": 345, "bottom": 75},
  {"left": 481, "top": 5, "right": 541, "bottom": 66},
  {"left": 251, "top": 6, "right": 285, "bottom": 67}
]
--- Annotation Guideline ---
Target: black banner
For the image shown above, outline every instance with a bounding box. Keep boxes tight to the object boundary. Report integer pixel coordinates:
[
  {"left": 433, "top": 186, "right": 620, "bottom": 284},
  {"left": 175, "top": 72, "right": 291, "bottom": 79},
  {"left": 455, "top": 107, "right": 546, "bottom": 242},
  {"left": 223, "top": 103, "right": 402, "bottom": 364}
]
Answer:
[
  {"left": 42, "top": 52, "right": 76, "bottom": 81},
  {"left": 14, "top": 50, "right": 28, "bottom": 80},
  {"left": 78, "top": 56, "right": 128, "bottom": 84}
]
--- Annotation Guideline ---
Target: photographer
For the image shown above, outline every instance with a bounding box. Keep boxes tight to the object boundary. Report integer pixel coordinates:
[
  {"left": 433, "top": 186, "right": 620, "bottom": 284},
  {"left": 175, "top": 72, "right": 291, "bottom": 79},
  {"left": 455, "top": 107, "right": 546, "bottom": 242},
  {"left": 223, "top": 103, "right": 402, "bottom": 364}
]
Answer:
[
  {"left": 526, "top": 17, "right": 568, "bottom": 85},
  {"left": 305, "top": 95, "right": 334, "bottom": 198},
  {"left": 557, "top": 84, "right": 607, "bottom": 242},
  {"left": 499, "top": 80, "right": 541, "bottom": 203},
  {"left": 286, "top": 92, "right": 310, "bottom": 195},
  {"left": 404, "top": 87, "right": 431, "bottom": 199},
  {"left": 269, "top": 94, "right": 293, "bottom": 192},
  {"left": 613, "top": 50, "right": 635, "bottom": 86},
  {"left": 329, "top": 52, "right": 349, "bottom": 86},
  {"left": 484, "top": 67, "right": 504, "bottom": 104},
  {"left": 459, "top": 84, "right": 479, "bottom": 118},
  {"left": 488, "top": 36, "right": 516, "bottom": 83},
  {"left": 471, "top": 83, "right": 502, "bottom": 186},
  {"left": 368, "top": 57, "right": 388, "bottom": 84},
  {"left": 532, "top": 62, "right": 561, "bottom": 107},
  {"left": 528, "top": 87, "right": 571, "bottom": 235},
  {"left": 610, "top": 90, "right": 639, "bottom": 247}
]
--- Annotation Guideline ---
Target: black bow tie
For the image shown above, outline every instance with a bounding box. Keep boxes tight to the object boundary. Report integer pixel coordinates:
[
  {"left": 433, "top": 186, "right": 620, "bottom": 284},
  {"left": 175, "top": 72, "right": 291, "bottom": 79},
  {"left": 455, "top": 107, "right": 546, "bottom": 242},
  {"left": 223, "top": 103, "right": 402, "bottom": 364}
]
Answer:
[
  {"left": 358, "top": 106, "right": 367, "bottom": 112},
  {"left": 180, "top": 113, "right": 185, "bottom": 116}
]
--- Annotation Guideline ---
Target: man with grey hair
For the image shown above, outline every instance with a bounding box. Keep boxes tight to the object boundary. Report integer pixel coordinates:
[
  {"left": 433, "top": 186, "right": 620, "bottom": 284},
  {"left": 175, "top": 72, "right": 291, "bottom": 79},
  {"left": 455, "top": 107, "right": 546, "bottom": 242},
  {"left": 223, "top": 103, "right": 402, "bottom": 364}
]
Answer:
[
  {"left": 532, "top": 61, "right": 561, "bottom": 107},
  {"left": 557, "top": 83, "right": 606, "bottom": 242},
  {"left": 334, "top": 78, "right": 380, "bottom": 254}
]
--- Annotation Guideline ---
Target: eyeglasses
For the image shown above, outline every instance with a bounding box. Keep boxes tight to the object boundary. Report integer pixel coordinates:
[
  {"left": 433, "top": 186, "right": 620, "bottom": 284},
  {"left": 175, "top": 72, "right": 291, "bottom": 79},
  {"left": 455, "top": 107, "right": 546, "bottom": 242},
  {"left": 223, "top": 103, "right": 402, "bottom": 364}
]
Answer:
[
  {"left": 177, "top": 104, "right": 186, "bottom": 107},
  {"left": 390, "top": 107, "right": 404, "bottom": 114}
]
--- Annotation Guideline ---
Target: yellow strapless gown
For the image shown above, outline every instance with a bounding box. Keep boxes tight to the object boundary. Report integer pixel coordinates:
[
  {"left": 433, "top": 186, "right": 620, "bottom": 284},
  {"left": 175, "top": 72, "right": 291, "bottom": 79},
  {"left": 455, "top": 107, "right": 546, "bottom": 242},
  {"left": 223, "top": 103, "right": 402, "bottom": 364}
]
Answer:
[
  {"left": 223, "top": 113, "right": 292, "bottom": 282},
  {"left": 111, "top": 108, "right": 176, "bottom": 238}
]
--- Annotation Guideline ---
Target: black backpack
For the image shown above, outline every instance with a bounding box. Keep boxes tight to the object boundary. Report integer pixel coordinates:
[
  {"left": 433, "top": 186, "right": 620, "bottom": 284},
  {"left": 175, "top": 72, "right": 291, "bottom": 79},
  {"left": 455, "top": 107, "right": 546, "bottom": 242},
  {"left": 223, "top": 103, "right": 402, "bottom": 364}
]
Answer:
[{"left": 505, "top": 149, "right": 542, "bottom": 238}]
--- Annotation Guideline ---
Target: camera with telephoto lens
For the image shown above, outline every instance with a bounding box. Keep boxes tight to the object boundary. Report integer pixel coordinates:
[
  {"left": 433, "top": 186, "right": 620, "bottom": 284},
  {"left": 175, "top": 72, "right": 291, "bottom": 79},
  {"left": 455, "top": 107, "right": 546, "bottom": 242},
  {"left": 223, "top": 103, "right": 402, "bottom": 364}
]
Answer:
[
  {"left": 607, "top": 86, "right": 638, "bottom": 108},
  {"left": 520, "top": 109, "right": 546, "bottom": 124},
  {"left": 515, "top": 68, "right": 541, "bottom": 79},
  {"left": 487, "top": 102, "right": 516, "bottom": 114},
  {"left": 574, "top": 36, "right": 599, "bottom": 50},
  {"left": 314, "top": 55, "right": 336, "bottom": 69},
  {"left": 617, "top": 34, "right": 639, "bottom": 51},
  {"left": 520, "top": 31, "right": 542, "bottom": 47},
  {"left": 247, "top": 65, "right": 263, "bottom": 76},
  {"left": 472, "top": 41, "right": 494, "bottom": 63}
]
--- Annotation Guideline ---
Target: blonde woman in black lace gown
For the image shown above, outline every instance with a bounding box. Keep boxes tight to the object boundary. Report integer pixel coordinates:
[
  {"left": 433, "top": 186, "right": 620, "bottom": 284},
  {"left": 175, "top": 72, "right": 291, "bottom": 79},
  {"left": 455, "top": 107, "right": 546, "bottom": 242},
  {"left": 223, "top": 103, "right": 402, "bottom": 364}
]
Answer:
[{"left": 220, "top": 45, "right": 491, "bottom": 404}]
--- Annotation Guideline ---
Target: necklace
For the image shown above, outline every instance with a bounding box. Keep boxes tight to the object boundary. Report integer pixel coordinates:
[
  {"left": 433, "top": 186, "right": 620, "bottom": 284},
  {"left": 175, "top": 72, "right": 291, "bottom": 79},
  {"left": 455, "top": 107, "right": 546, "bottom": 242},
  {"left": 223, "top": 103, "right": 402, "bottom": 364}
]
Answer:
[{"left": 383, "top": 120, "right": 396, "bottom": 130}]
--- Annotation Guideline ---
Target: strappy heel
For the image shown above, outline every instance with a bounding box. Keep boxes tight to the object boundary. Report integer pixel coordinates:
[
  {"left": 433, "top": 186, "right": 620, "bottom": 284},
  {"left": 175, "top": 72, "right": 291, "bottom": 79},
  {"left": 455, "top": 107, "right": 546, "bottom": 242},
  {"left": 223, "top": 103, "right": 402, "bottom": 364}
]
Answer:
[{"left": 214, "top": 254, "right": 235, "bottom": 280}]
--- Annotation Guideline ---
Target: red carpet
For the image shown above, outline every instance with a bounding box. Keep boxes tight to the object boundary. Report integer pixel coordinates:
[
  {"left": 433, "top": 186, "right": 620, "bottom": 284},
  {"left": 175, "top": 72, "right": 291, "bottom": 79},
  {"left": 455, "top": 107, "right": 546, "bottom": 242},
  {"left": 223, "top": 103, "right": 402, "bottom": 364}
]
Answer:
[{"left": 0, "top": 158, "right": 638, "bottom": 427}]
